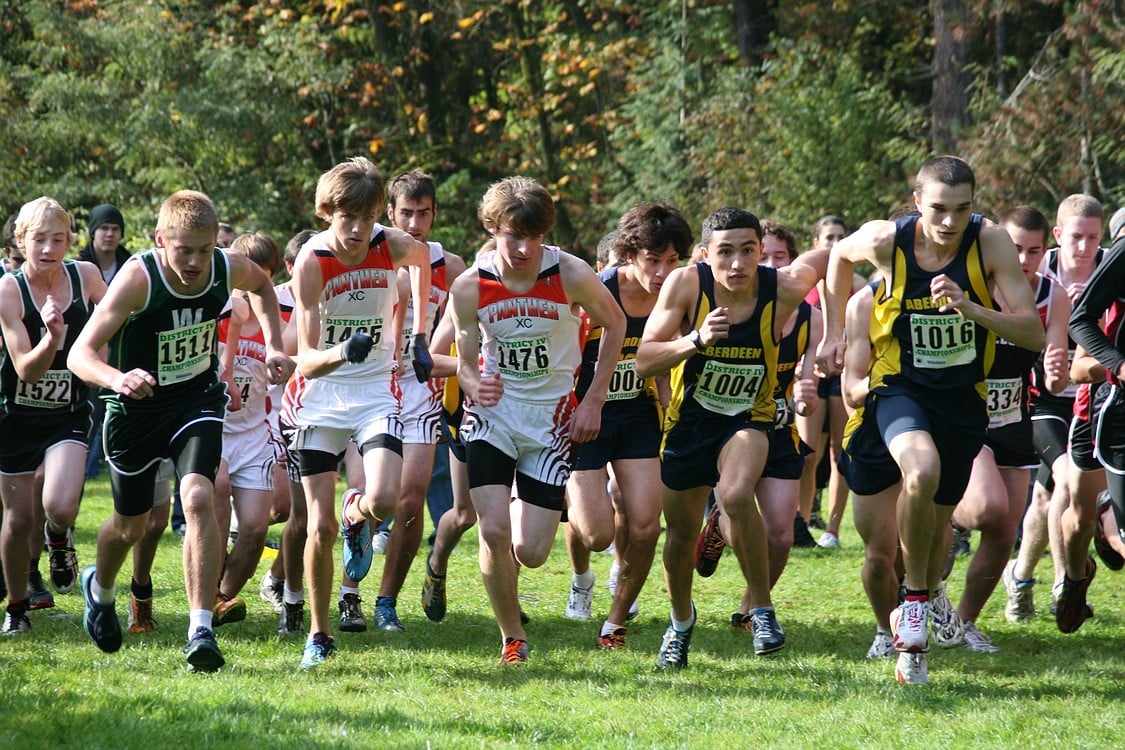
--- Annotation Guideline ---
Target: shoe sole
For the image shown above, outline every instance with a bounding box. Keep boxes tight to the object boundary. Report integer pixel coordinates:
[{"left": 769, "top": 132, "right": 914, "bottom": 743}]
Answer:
[
  {"left": 186, "top": 645, "right": 225, "bottom": 672},
  {"left": 214, "top": 601, "right": 247, "bottom": 626},
  {"left": 339, "top": 620, "right": 368, "bottom": 633},
  {"left": 754, "top": 640, "right": 786, "bottom": 655}
]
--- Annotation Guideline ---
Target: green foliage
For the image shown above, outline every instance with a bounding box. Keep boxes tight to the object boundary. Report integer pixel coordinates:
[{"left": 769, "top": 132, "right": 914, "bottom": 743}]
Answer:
[{"left": 0, "top": 0, "right": 1119, "bottom": 254}]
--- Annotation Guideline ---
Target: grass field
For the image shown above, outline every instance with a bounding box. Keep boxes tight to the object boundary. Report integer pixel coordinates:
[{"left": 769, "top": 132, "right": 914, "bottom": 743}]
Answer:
[{"left": 2, "top": 476, "right": 1124, "bottom": 749}]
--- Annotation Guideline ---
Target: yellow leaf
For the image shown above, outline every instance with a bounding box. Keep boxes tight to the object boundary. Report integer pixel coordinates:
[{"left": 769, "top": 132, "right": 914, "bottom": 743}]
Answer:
[
  {"left": 457, "top": 17, "right": 474, "bottom": 29},
  {"left": 420, "top": 12, "right": 434, "bottom": 24},
  {"left": 417, "top": 112, "right": 428, "bottom": 133},
  {"left": 392, "top": 2, "right": 406, "bottom": 11},
  {"left": 369, "top": 138, "right": 384, "bottom": 154}
]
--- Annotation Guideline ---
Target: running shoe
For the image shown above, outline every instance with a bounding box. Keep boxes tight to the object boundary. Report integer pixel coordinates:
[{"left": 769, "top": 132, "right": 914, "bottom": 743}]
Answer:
[
  {"left": 2, "top": 605, "right": 30, "bottom": 635},
  {"left": 866, "top": 631, "right": 895, "bottom": 659},
  {"left": 1056, "top": 558, "right": 1096, "bottom": 634},
  {"left": 27, "top": 569, "right": 54, "bottom": 610},
  {"left": 961, "top": 621, "right": 999, "bottom": 653},
  {"left": 748, "top": 607, "right": 786, "bottom": 655},
  {"left": 930, "top": 582, "right": 964, "bottom": 648},
  {"left": 46, "top": 524, "right": 79, "bottom": 594},
  {"left": 340, "top": 489, "right": 373, "bottom": 582},
  {"left": 421, "top": 561, "right": 447, "bottom": 622},
  {"left": 259, "top": 576, "right": 285, "bottom": 614},
  {"left": 213, "top": 593, "right": 247, "bottom": 626},
  {"left": 1001, "top": 560, "right": 1035, "bottom": 623},
  {"left": 81, "top": 566, "right": 122, "bottom": 653},
  {"left": 300, "top": 632, "right": 335, "bottom": 670},
  {"left": 278, "top": 600, "right": 305, "bottom": 636},
  {"left": 656, "top": 605, "right": 695, "bottom": 670},
  {"left": 338, "top": 593, "right": 367, "bottom": 632},
  {"left": 565, "top": 574, "right": 596, "bottom": 621},
  {"left": 127, "top": 595, "right": 156, "bottom": 634},
  {"left": 695, "top": 506, "right": 726, "bottom": 577},
  {"left": 792, "top": 513, "right": 817, "bottom": 548},
  {"left": 890, "top": 598, "right": 929, "bottom": 653},
  {"left": 596, "top": 626, "right": 627, "bottom": 650},
  {"left": 500, "top": 637, "right": 529, "bottom": 664},
  {"left": 374, "top": 596, "right": 405, "bottom": 632},
  {"left": 183, "top": 626, "right": 224, "bottom": 672},
  {"left": 895, "top": 651, "right": 928, "bottom": 685},
  {"left": 816, "top": 531, "right": 840, "bottom": 549}
]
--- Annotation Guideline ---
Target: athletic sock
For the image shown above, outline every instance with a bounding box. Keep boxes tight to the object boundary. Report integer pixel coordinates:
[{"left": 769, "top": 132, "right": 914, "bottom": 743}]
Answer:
[
  {"left": 188, "top": 609, "right": 213, "bottom": 637},
  {"left": 284, "top": 586, "right": 304, "bottom": 605},
  {"left": 671, "top": 609, "right": 695, "bottom": 632},
  {"left": 601, "top": 621, "right": 622, "bottom": 636},
  {"left": 131, "top": 578, "right": 153, "bottom": 601},
  {"left": 339, "top": 584, "right": 359, "bottom": 599},
  {"left": 573, "top": 568, "right": 595, "bottom": 589},
  {"left": 90, "top": 576, "right": 116, "bottom": 605}
]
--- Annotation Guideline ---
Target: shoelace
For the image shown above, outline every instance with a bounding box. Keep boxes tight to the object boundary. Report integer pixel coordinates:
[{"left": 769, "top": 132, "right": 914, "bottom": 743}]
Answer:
[
  {"left": 502, "top": 639, "right": 527, "bottom": 663},
  {"left": 751, "top": 612, "right": 775, "bottom": 642},
  {"left": 662, "top": 630, "right": 688, "bottom": 663}
]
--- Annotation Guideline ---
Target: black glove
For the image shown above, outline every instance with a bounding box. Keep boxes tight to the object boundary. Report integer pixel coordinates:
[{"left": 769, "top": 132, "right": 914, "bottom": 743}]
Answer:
[
  {"left": 412, "top": 333, "right": 434, "bottom": 382},
  {"left": 341, "top": 331, "right": 375, "bottom": 364}
]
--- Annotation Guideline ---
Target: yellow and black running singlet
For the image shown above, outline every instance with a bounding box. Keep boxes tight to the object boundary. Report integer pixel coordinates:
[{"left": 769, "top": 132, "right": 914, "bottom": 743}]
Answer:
[
  {"left": 868, "top": 214, "right": 995, "bottom": 401},
  {"left": 665, "top": 263, "right": 779, "bottom": 429}
]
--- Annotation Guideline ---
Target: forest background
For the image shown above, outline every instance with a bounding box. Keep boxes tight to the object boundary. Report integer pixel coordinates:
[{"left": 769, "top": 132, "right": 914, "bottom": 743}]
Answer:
[{"left": 1, "top": 0, "right": 1121, "bottom": 261}]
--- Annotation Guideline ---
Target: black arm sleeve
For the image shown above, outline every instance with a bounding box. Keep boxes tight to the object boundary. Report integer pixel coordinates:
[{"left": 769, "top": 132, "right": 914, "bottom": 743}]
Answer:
[{"left": 1069, "top": 237, "right": 1125, "bottom": 377}]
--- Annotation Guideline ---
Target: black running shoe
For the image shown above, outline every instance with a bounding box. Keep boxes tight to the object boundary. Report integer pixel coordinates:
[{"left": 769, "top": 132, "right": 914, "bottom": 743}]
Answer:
[
  {"left": 1056, "top": 558, "right": 1097, "bottom": 634},
  {"left": 184, "top": 626, "right": 225, "bottom": 672},
  {"left": 81, "top": 566, "right": 122, "bottom": 653},
  {"left": 46, "top": 525, "right": 79, "bottom": 594},
  {"left": 27, "top": 569, "right": 55, "bottom": 611}
]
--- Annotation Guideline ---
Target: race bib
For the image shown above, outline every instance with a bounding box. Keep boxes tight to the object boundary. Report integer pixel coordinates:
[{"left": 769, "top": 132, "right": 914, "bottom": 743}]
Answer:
[
  {"left": 692, "top": 360, "right": 766, "bottom": 417},
  {"left": 157, "top": 320, "right": 216, "bottom": 386},
  {"left": 987, "top": 377, "right": 1022, "bottom": 429},
  {"left": 400, "top": 325, "right": 414, "bottom": 362},
  {"left": 322, "top": 316, "right": 383, "bottom": 355},
  {"left": 909, "top": 313, "right": 976, "bottom": 369},
  {"left": 14, "top": 369, "right": 71, "bottom": 409},
  {"left": 773, "top": 397, "right": 793, "bottom": 429},
  {"left": 606, "top": 359, "right": 643, "bottom": 402},
  {"left": 497, "top": 336, "right": 550, "bottom": 379}
]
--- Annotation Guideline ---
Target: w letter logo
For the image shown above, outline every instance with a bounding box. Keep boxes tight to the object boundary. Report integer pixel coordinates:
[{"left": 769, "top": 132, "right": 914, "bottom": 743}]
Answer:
[{"left": 171, "top": 308, "right": 204, "bottom": 328}]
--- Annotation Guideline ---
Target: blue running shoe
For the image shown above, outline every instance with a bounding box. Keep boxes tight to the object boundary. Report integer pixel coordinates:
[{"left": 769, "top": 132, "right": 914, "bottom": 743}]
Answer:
[
  {"left": 184, "top": 626, "right": 224, "bottom": 672},
  {"left": 748, "top": 607, "right": 786, "bottom": 654},
  {"left": 340, "top": 489, "right": 373, "bottom": 582},
  {"left": 656, "top": 604, "right": 695, "bottom": 670},
  {"left": 374, "top": 596, "right": 405, "bottom": 632},
  {"left": 301, "top": 631, "right": 336, "bottom": 670},
  {"left": 81, "top": 566, "right": 122, "bottom": 654}
]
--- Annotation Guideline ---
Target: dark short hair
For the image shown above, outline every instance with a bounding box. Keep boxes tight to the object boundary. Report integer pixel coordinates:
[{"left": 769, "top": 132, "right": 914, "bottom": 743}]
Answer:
[
  {"left": 701, "top": 207, "right": 761, "bottom": 246},
  {"left": 760, "top": 219, "right": 798, "bottom": 260},
  {"left": 616, "top": 202, "right": 693, "bottom": 261},
  {"left": 1000, "top": 205, "right": 1051, "bottom": 246},
  {"left": 914, "top": 155, "right": 976, "bottom": 194},
  {"left": 388, "top": 170, "right": 438, "bottom": 209}
]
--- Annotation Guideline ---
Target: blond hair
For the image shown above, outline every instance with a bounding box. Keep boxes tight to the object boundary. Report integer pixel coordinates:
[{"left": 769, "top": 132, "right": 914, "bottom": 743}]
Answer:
[
  {"left": 1056, "top": 194, "right": 1103, "bottom": 226},
  {"left": 14, "top": 196, "right": 72, "bottom": 243},
  {"left": 156, "top": 190, "right": 219, "bottom": 233},
  {"left": 478, "top": 176, "right": 555, "bottom": 238}
]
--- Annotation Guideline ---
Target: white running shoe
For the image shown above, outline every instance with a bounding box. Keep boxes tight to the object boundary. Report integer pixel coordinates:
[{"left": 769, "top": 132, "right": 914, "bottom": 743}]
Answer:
[
  {"left": 931, "top": 582, "right": 964, "bottom": 648},
  {"left": 1002, "top": 559, "right": 1036, "bottom": 623},
  {"left": 962, "top": 620, "right": 999, "bottom": 653},
  {"left": 817, "top": 531, "right": 840, "bottom": 549},
  {"left": 866, "top": 631, "right": 895, "bottom": 659},
  {"left": 895, "top": 651, "right": 928, "bottom": 685},
  {"left": 890, "top": 599, "right": 930, "bottom": 652},
  {"left": 565, "top": 574, "right": 596, "bottom": 621}
]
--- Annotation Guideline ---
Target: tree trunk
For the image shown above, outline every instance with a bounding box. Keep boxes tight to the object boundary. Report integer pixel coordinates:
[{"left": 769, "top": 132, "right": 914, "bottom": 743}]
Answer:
[
  {"left": 732, "top": 0, "right": 775, "bottom": 68},
  {"left": 930, "top": 0, "right": 971, "bottom": 153}
]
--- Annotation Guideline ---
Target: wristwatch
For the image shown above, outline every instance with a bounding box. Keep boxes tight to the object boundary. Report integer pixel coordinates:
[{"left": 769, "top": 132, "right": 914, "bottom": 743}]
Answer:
[{"left": 687, "top": 329, "right": 706, "bottom": 352}]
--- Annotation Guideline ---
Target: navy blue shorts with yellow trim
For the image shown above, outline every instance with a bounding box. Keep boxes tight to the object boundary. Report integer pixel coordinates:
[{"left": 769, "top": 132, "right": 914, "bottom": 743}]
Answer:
[
  {"left": 840, "top": 386, "right": 985, "bottom": 505},
  {"left": 660, "top": 413, "right": 771, "bottom": 491},
  {"left": 0, "top": 405, "right": 92, "bottom": 474},
  {"left": 762, "top": 424, "right": 813, "bottom": 480},
  {"left": 573, "top": 399, "right": 661, "bottom": 471}
]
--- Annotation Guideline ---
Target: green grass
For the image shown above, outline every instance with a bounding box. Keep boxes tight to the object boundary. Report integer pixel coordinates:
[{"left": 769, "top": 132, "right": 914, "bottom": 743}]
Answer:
[{"left": 3, "top": 477, "right": 1124, "bottom": 748}]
